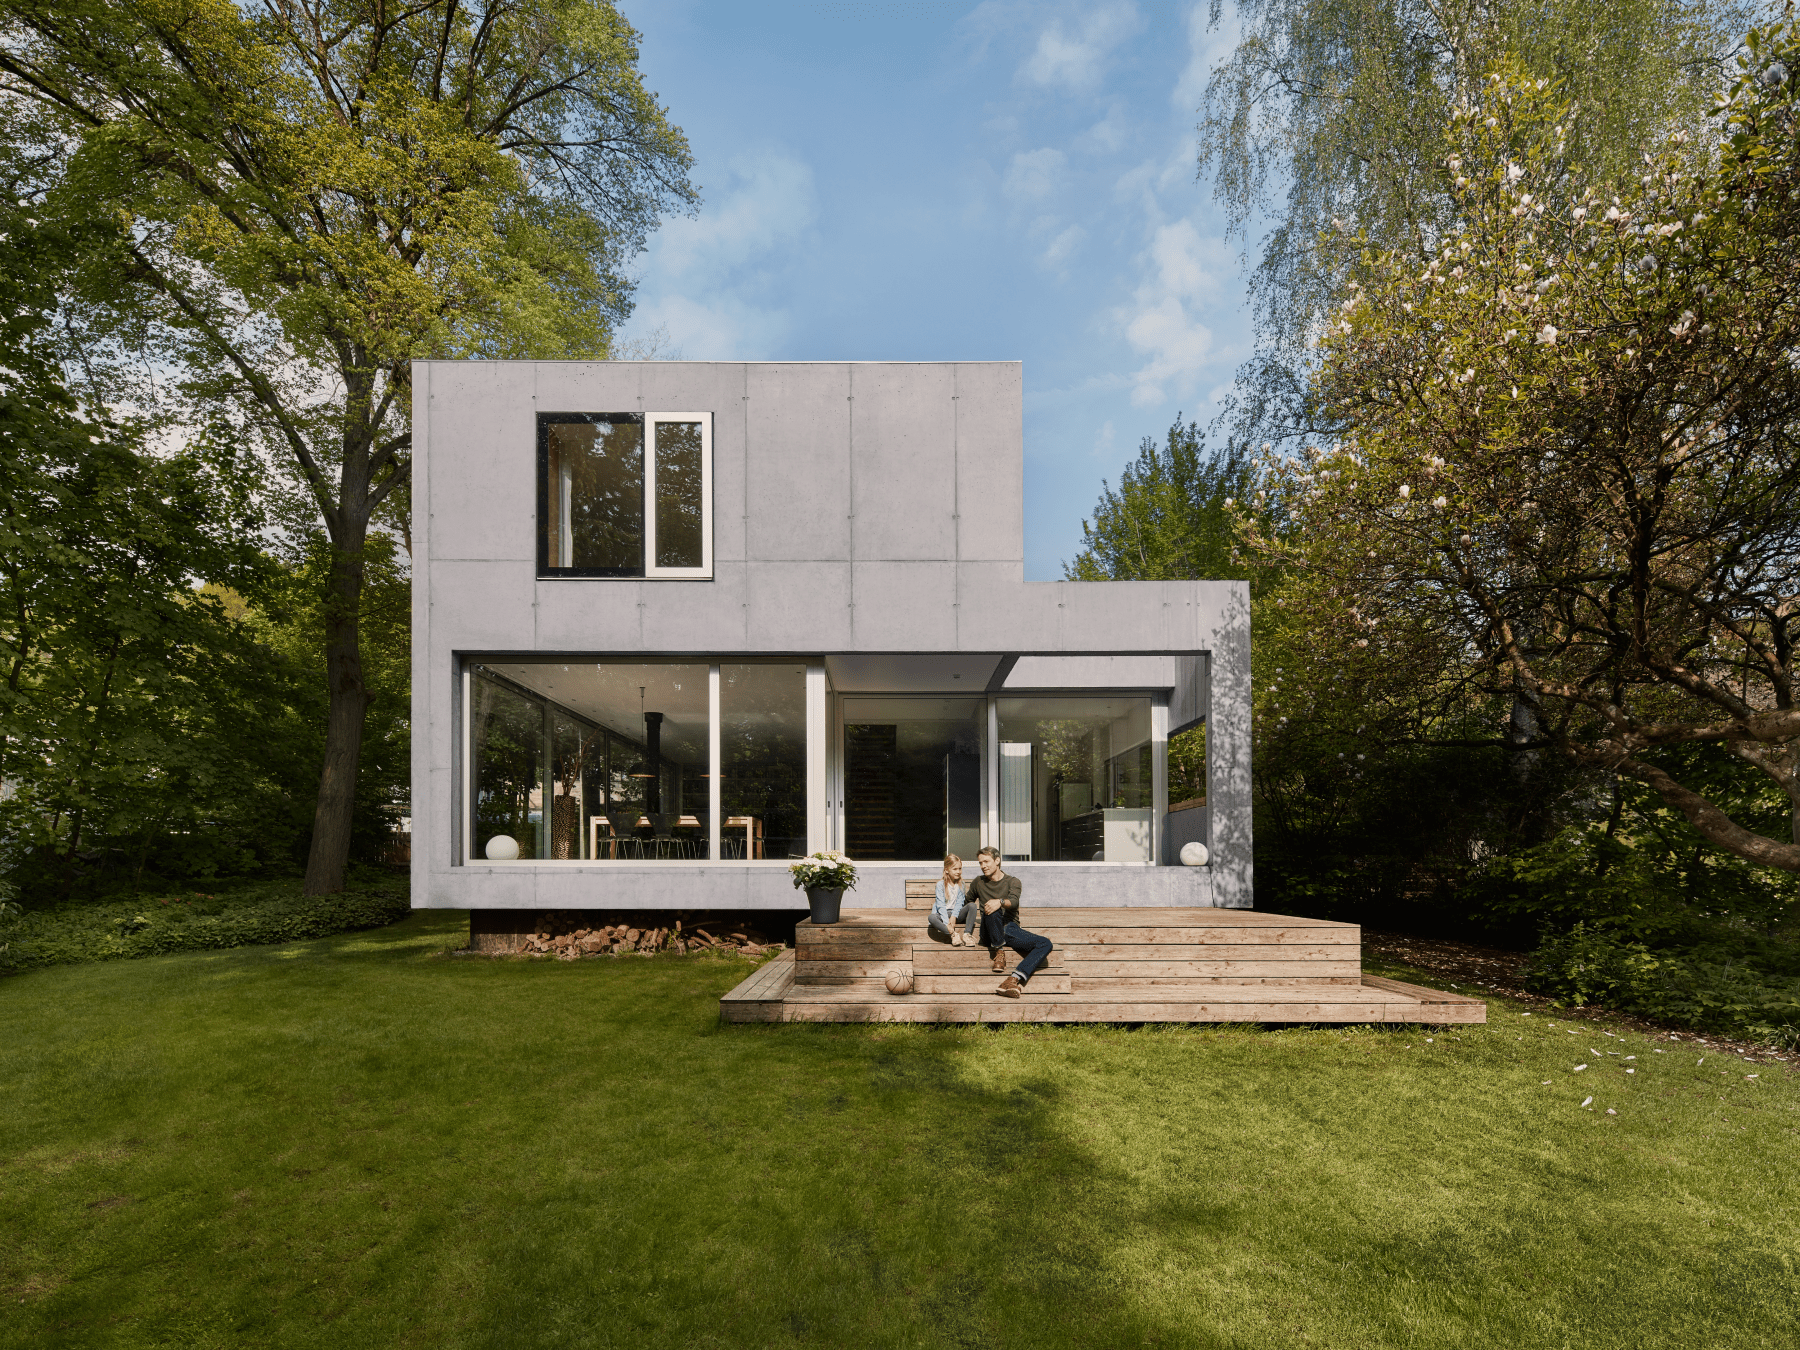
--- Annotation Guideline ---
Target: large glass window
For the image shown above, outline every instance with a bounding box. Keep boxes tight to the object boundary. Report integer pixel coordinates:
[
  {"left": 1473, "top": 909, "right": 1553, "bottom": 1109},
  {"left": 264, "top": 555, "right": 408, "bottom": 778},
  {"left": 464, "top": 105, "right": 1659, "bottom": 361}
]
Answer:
[
  {"left": 995, "top": 697, "right": 1155, "bottom": 862},
  {"left": 470, "top": 662, "right": 710, "bottom": 861},
  {"left": 841, "top": 698, "right": 985, "bottom": 861},
  {"left": 539, "top": 413, "right": 712, "bottom": 578},
  {"left": 721, "top": 664, "right": 807, "bottom": 860}
]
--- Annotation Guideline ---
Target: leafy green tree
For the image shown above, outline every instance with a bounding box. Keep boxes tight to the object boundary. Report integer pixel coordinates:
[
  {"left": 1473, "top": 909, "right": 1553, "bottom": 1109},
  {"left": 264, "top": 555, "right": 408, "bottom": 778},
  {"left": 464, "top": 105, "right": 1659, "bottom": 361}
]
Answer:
[
  {"left": 0, "top": 0, "right": 696, "bottom": 892},
  {"left": 1197, "top": 0, "right": 1748, "bottom": 444},
  {"left": 1064, "top": 416, "right": 1256, "bottom": 584},
  {"left": 0, "top": 206, "right": 279, "bottom": 900},
  {"left": 1250, "top": 39, "right": 1800, "bottom": 872}
]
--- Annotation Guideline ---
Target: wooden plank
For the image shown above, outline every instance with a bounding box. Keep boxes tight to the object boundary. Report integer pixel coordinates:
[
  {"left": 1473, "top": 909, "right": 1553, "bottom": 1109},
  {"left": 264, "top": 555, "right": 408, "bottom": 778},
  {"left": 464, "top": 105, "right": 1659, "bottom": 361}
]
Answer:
[
  {"left": 1362, "top": 974, "right": 1487, "bottom": 1006},
  {"left": 795, "top": 942, "right": 915, "bottom": 961},
  {"left": 911, "top": 972, "right": 1074, "bottom": 994},
  {"left": 814, "top": 908, "right": 1357, "bottom": 930},
  {"left": 1073, "top": 975, "right": 1363, "bottom": 988},
  {"left": 772, "top": 1001, "right": 1477, "bottom": 1024},
  {"left": 718, "top": 951, "right": 795, "bottom": 1019},
  {"left": 1048, "top": 943, "right": 1358, "bottom": 960},
  {"left": 993, "top": 927, "right": 1359, "bottom": 946},
  {"left": 793, "top": 959, "right": 912, "bottom": 981},
  {"left": 905, "top": 879, "right": 935, "bottom": 910},
  {"left": 1062, "top": 960, "right": 1362, "bottom": 978},
  {"left": 787, "top": 983, "right": 1417, "bottom": 1006},
  {"left": 911, "top": 947, "right": 1067, "bottom": 972}
]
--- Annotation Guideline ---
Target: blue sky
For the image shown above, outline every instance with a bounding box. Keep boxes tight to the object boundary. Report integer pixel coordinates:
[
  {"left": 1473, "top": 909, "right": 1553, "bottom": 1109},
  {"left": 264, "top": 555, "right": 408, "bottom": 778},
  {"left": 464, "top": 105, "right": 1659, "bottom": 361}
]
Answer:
[{"left": 619, "top": 1, "right": 1250, "bottom": 580}]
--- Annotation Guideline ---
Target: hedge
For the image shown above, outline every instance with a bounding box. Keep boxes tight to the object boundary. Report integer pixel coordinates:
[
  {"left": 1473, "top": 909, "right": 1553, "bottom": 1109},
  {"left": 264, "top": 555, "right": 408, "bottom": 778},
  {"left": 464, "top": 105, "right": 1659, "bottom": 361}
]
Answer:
[{"left": 0, "top": 886, "right": 412, "bottom": 972}]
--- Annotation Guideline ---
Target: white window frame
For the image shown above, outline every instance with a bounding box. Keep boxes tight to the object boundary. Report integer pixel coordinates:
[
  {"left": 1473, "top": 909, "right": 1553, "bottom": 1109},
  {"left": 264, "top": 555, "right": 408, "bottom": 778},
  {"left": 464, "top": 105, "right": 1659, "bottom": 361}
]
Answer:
[{"left": 643, "top": 412, "right": 713, "bottom": 579}]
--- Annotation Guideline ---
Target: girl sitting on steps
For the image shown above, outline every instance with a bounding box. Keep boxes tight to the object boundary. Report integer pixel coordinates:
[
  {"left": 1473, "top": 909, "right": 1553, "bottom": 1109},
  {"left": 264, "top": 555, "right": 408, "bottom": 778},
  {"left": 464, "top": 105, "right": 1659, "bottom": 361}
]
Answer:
[{"left": 927, "top": 853, "right": 979, "bottom": 945}]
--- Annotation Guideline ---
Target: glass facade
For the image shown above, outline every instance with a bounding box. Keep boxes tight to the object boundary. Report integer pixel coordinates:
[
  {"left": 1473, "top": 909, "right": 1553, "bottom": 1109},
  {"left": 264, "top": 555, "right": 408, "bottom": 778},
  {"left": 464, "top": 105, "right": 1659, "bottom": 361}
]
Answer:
[
  {"left": 467, "top": 664, "right": 1164, "bottom": 865},
  {"left": 720, "top": 664, "right": 807, "bottom": 860},
  {"left": 995, "top": 696, "right": 1155, "bottom": 862},
  {"left": 841, "top": 698, "right": 986, "bottom": 862},
  {"left": 470, "top": 662, "right": 710, "bottom": 861}
]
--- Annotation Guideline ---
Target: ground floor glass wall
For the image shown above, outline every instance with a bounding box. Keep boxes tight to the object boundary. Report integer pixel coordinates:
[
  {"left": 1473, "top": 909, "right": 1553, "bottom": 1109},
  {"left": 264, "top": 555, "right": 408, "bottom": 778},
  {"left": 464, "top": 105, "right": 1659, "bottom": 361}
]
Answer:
[
  {"left": 471, "top": 662, "right": 710, "bottom": 861},
  {"left": 841, "top": 698, "right": 985, "bottom": 862},
  {"left": 467, "top": 661, "right": 1165, "bottom": 865},
  {"left": 995, "top": 696, "right": 1154, "bottom": 862},
  {"left": 721, "top": 664, "right": 807, "bottom": 860}
]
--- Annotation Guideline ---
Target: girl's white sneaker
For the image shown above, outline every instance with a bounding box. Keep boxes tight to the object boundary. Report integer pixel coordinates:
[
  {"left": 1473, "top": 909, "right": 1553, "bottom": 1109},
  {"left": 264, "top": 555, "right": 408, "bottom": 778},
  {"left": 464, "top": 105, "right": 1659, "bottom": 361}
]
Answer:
[{"left": 950, "top": 930, "right": 965, "bottom": 946}]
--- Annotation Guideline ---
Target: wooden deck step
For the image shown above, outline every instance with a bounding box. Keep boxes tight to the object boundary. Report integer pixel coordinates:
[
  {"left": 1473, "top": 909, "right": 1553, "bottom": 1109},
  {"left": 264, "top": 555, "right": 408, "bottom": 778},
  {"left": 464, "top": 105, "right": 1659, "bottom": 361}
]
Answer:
[
  {"left": 717, "top": 949, "right": 795, "bottom": 1021},
  {"left": 724, "top": 910, "right": 1486, "bottom": 1026},
  {"left": 911, "top": 944, "right": 1067, "bottom": 972},
  {"left": 913, "top": 971, "right": 1073, "bottom": 994}
]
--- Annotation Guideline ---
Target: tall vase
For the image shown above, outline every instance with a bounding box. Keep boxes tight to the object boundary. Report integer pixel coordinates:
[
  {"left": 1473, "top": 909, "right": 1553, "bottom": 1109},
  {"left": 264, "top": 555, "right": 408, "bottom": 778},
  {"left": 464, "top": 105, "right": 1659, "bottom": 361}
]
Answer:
[{"left": 805, "top": 886, "right": 844, "bottom": 925}]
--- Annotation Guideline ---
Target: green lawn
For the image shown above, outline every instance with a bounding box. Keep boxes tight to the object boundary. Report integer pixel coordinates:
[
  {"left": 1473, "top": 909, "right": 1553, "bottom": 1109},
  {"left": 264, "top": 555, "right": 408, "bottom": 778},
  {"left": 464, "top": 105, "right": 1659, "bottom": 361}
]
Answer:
[{"left": 2, "top": 913, "right": 1794, "bottom": 1349}]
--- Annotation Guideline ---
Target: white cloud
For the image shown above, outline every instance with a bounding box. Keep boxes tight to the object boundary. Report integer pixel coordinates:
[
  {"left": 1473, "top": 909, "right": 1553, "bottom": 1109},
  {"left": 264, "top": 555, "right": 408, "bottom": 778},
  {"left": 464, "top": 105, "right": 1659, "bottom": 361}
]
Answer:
[
  {"left": 1043, "top": 223, "right": 1085, "bottom": 268},
  {"left": 1019, "top": 3, "right": 1141, "bottom": 92},
  {"left": 625, "top": 147, "right": 816, "bottom": 359},
  {"left": 1004, "top": 147, "right": 1066, "bottom": 200},
  {"left": 1074, "top": 103, "right": 1129, "bottom": 155},
  {"left": 1115, "top": 219, "right": 1236, "bottom": 405}
]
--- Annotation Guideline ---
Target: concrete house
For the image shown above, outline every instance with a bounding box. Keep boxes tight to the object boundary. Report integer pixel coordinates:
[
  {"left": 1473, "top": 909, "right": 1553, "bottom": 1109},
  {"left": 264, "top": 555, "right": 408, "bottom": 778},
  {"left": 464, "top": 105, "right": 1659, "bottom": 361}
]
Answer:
[{"left": 409, "top": 361, "right": 1251, "bottom": 919}]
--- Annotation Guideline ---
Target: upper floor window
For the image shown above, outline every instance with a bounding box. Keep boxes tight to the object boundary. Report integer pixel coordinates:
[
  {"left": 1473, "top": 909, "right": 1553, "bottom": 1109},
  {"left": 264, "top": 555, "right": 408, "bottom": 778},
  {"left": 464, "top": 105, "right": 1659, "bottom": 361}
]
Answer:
[{"left": 538, "top": 412, "right": 712, "bottom": 578}]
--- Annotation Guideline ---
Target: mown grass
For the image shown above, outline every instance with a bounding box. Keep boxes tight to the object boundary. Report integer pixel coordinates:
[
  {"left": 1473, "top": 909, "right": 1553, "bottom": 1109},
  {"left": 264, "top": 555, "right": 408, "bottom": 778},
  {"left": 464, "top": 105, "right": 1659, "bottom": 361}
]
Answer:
[{"left": 2, "top": 912, "right": 1795, "bottom": 1349}]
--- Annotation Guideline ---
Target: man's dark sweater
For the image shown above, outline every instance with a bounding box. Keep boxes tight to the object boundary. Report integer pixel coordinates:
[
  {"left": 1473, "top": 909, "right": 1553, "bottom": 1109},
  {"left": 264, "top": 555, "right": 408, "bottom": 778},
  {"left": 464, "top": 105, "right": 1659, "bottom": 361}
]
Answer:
[{"left": 968, "top": 872, "right": 1023, "bottom": 925}]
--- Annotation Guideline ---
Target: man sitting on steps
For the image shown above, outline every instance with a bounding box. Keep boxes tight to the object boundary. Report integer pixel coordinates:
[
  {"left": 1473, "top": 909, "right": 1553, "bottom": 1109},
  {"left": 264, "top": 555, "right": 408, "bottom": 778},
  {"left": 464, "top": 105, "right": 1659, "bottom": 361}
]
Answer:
[{"left": 970, "top": 846, "right": 1053, "bottom": 999}]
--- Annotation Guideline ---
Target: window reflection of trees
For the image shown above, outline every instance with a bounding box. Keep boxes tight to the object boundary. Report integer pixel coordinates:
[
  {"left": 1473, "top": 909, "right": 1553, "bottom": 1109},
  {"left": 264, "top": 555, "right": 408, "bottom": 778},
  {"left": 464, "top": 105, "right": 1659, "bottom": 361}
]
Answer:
[
  {"left": 655, "top": 421, "right": 704, "bottom": 568},
  {"left": 545, "top": 417, "right": 643, "bottom": 572},
  {"left": 472, "top": 675, "right": 542, "bottom": 858}
]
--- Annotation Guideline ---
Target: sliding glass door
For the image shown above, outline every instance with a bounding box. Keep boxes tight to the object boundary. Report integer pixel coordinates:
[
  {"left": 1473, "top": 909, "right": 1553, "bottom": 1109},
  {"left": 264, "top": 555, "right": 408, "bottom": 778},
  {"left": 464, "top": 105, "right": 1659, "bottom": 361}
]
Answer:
[{"left": 839, "top": 698, "right": 986, "bottom": 862}]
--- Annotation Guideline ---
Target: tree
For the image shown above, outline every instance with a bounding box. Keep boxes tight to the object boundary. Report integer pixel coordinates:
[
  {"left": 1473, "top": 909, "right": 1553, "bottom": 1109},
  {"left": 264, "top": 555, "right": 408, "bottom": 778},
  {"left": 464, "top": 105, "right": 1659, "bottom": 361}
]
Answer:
[
  {"left": 0, "top": 203, "right": 278, "bottom": 899},
  {"left": 1064, "top": 415, "right": 1257, "bottom": 584},
  {"left": 1249, "top": 38, "right": 1800, "bottom": 872},
  {"left": 1196, "top": 0, "right": 1749, "bottom": 445},
  {"left": 0, "top": 0, "right": 696, "bottom": 892}
]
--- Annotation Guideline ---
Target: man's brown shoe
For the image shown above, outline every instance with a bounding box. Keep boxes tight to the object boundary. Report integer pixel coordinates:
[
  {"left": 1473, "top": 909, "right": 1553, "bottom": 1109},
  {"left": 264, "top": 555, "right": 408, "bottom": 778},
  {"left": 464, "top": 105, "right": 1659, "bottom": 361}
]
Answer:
[
  {"left": 990, "top": 949, "right": 1007, "bottom": 973},
  {"left": 995, "top": 975, "right": 1022, "bottom": 998}
]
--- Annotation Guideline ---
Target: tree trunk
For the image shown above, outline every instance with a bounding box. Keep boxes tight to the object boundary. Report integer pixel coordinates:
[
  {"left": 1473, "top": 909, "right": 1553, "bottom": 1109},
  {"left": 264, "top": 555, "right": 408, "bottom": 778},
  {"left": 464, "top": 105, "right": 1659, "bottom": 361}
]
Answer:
[{"left": 303, "top": 537, "right": 373, "bottom": 895}]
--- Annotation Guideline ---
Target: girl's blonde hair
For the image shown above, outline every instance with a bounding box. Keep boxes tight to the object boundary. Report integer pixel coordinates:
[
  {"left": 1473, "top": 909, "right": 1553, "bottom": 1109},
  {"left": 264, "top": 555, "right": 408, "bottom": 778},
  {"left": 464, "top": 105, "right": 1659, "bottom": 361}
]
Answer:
[{"left": 942, "top": 853, "right": 963, "bottom": 885}]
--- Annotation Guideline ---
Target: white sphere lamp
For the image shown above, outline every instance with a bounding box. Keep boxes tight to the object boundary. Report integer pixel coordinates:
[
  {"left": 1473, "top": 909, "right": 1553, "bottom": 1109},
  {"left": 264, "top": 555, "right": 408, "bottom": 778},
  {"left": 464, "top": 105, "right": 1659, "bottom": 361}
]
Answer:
[
  {"left": 1179, "top": 841, "right": 1210, "bottom": 867},
  {"left": 485, "top": 834, "right": 520, "bottom": 861}
]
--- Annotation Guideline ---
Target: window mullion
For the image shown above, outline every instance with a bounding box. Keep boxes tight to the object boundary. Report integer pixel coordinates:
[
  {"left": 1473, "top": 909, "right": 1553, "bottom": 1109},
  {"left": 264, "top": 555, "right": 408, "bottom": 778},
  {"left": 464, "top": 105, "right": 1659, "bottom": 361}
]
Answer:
[{"left": 708, "top": 663, "right": 721, "bottom": 862}]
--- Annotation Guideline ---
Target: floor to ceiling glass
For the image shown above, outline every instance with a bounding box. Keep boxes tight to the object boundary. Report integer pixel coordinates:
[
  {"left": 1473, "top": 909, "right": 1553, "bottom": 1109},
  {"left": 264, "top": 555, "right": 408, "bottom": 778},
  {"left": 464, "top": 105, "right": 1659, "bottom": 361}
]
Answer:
[
  {"left": 841, "top": 698, "right": 986, "bottom": 862},
  {"left": 469, "top": 661, "right": 709, "bottom": 860},
  {"left": 720, "top": 664, "right": 807, "bottom": 860},
  {"left": 995, "top": 696, "right": 1154, "bottom": 862}
]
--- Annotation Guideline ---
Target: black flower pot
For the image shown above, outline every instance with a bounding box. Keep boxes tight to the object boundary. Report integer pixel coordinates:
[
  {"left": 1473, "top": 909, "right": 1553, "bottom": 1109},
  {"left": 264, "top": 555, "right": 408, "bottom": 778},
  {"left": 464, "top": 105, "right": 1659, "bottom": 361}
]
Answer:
[{"left": 805, "top": 886, "right": 844, "bottom": 925}]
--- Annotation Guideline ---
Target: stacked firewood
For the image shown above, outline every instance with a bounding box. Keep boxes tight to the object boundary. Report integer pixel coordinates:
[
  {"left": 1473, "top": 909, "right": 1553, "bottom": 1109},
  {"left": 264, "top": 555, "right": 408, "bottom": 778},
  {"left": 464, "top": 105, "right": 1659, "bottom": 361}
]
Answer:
[{"left": 518, "top": 921, "right": 781, "bottom": 961}]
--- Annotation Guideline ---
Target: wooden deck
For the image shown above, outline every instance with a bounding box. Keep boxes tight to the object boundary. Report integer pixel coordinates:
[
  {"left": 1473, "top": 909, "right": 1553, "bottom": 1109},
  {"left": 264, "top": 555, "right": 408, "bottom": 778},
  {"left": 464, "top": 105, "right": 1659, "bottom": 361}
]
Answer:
[{"left": 720, "top": 908, "right": 1485, "bottom": 1025}]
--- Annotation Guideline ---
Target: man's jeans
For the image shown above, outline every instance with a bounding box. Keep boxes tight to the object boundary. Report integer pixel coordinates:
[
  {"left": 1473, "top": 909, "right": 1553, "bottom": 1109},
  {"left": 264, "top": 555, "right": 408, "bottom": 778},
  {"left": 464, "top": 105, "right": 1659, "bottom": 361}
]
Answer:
[{"left": 981, "top": 911, "right": 1053, "bottom": 982}]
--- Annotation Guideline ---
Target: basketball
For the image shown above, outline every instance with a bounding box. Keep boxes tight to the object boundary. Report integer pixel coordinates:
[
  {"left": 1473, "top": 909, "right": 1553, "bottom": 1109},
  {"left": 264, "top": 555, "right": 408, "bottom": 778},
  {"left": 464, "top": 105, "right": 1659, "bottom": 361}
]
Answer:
[{"left": 884, "top": 970, "right": 913, "bottom": 995}]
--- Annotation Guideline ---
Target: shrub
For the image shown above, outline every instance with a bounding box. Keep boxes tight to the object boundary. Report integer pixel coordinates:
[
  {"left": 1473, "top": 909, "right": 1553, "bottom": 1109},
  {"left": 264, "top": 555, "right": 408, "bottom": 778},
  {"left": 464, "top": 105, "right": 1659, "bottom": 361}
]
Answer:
[
  {"left": 0, "top": 885, "right": 410, "bottom": 972},
  {"left": 1525, "top": 923, "right": 1800, "bottom": 1048}
]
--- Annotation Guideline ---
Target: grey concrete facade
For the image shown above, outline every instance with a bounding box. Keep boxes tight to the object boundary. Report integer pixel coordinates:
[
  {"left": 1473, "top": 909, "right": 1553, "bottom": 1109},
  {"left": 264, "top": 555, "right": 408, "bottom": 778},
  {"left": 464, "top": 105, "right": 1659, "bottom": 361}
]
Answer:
[{"left": 411, "top": 360, "right": 1252, "bottom": 910}]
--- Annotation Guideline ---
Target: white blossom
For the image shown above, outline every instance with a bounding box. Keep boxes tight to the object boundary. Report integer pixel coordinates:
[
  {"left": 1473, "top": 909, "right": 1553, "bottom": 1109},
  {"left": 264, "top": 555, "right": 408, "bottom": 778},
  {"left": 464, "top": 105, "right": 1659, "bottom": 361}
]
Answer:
[{"left": 1538, "top": 325, "right": 1559, "bottom": 345}]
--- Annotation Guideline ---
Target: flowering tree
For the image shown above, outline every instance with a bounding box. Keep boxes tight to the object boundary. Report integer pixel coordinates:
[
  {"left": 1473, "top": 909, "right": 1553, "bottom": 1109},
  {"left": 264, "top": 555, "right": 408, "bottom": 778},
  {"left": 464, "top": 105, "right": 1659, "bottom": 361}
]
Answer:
[{"left": 1248, "top": 31, "right": 1800, "bottom": 872}]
